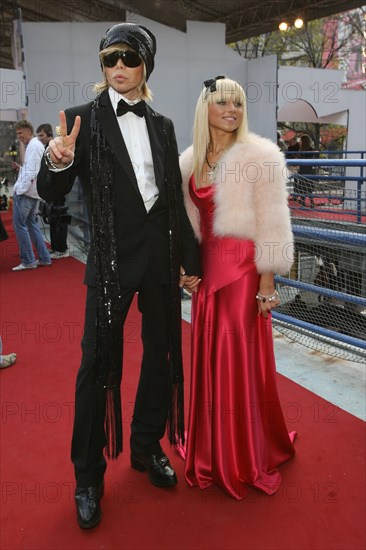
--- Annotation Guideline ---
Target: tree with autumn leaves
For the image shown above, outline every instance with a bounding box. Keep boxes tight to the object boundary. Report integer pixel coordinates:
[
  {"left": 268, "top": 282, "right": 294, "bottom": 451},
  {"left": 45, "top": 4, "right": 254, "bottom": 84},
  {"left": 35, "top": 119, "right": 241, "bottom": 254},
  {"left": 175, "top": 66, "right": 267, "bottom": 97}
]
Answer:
[
  {"left": 231, "top": 8, "right": 365, "bottom": 76},
  {"left": 231, "top": 7, "right": 365, "bottom": 150}
]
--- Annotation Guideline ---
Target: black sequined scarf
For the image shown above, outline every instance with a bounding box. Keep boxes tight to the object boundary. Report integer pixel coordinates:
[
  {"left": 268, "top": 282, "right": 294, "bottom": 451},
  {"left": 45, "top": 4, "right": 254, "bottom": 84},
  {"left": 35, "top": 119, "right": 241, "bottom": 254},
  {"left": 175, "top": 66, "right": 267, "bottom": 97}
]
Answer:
[
  {"left": 90, "top": 97, "right": 123, "bottom": 459},
  {"left": 89, "top": 99, "right": 185, "bottom": 459},
  {"left": 162, "top": 120, "right": 185, "bottom": 447}
]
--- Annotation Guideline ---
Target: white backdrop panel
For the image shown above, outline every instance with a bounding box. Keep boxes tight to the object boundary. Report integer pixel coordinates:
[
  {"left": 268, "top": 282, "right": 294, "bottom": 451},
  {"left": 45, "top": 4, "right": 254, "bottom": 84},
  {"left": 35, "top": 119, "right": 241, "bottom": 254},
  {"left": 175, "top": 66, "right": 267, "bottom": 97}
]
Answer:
[
  {"left": 22, "top": 16, "right": 277, "bottom": 150},
  {"left": 1, "top": 69, "right": 27, "bottom": 111},
  {"left": 247, "top": 55, "right": 278, "bottom": 141}
]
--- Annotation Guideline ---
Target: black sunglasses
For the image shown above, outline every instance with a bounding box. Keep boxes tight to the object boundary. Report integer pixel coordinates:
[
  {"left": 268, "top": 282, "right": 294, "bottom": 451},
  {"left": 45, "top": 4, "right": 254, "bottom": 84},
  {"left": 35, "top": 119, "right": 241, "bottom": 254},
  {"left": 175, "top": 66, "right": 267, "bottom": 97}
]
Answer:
[{"left": 102, "top": 50, "right": 142, "bottom": 68}]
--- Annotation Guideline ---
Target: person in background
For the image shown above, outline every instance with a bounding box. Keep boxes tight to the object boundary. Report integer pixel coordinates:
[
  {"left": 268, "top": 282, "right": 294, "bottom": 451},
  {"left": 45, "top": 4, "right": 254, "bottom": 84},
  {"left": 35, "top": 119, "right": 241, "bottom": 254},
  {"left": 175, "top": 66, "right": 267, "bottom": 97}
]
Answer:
[
  {"left": 11, "top": 120, "right": 51, "bottom": 271},
  {"left": 296, "top": 133, "right": 316, "bottom": 208},
  {"left": 180, "top": 76, "right": 295, "bottom": 500},
  {"left": 36, "top": 123, "right": 53, "bottom": 148},
  {"left": 286, "top": 134, "right": 299, "bottom": 154},
  {"left": 37, "top": 124, "right": 70, "bottom": 259},
  {"left": 0, "top": 214, "right": 8, "bottom": 240},
  {"left": 285, "top": 134, "right": 301, "bottom": 203},
  {"left": 277, "top": 131, "right": 287, "bottom": 152},
  {"left": 0, "top": 195, "right": 8, "bottom": 211},
  {"left": 0, "top": 336, "right": 16, "bottom": 369},
  {"left": 0, "top": 224, "right": 16, "bottom": 367},
  {"left": 37, "top": 23, "right": 200, "bottom": 529}
]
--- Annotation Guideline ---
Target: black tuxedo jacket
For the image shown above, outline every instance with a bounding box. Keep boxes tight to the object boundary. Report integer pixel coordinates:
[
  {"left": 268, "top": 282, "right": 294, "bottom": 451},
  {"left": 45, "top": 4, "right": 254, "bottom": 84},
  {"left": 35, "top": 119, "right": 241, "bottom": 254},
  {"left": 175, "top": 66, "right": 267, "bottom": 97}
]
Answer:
[{"left": 37, "top": 90, "right": 200, "bottom": 287}]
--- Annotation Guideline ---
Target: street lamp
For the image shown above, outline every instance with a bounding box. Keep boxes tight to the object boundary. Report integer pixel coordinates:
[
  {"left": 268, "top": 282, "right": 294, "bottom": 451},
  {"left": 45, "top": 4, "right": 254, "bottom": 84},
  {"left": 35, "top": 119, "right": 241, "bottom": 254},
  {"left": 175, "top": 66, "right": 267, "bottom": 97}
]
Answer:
[{"left": 294, "top": 18, "right": 304, "bottom": 29}]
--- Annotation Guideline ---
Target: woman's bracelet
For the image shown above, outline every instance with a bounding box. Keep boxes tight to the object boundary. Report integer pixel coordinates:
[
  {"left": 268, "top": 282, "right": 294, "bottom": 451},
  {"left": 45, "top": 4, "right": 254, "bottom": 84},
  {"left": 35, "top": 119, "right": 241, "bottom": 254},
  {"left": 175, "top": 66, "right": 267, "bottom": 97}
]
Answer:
[{"left": 256, "top": 290, "right": 279, "bottom": 303}]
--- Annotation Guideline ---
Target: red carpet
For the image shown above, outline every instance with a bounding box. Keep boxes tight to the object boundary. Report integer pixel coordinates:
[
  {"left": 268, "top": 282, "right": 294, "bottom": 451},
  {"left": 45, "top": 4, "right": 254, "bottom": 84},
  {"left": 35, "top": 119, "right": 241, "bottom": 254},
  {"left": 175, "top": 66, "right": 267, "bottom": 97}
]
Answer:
[
  {"left": 1, "top": 211, "right": 365, "bottom": 550},
  {"left": 289, "top": 199, "right": 366, "bottom": 223}
]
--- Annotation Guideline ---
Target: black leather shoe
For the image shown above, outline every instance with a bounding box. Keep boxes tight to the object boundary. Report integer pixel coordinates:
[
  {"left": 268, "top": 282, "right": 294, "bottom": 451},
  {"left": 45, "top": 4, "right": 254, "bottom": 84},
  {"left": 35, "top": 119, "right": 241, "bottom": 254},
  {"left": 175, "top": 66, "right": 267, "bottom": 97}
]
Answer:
[
  {"left": 75, "top": 482, "right": 104, "bottom": 529},
  {"left": 131, "top": 449, "right": 177, "bottom": 487}
]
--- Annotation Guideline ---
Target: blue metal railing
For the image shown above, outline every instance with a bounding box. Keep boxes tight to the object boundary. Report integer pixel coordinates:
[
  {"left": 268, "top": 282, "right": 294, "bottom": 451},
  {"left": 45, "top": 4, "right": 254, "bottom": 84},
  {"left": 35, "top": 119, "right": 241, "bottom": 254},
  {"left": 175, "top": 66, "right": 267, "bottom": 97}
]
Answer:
[
  {"left": 286, "top": 156, "right": 366, "bottom": 223},
  {"left": 275, "top": 276, "right": 366, "bottom": 307},
  {"left": 287, "top": 159, "right": 366, "bottom": 167},
  {"left": 285, "top": 150, "right": 365, "bottom": 157},
  {"left": 272, "top": 312, "right": 366, "bottom": 351},
  {"left": 275, "top": 153, "right": 366, "bottom": 356},
  {"left": 292, "top": 225, "right": 366, "bottom": 246}
]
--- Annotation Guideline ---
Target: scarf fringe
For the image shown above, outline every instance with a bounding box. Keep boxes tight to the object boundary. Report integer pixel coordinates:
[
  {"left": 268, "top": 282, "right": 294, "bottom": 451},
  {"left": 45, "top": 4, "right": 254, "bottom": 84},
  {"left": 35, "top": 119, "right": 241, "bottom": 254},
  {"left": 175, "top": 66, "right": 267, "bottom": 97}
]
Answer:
[
  {"left": 167, "top": 376, "right": 185, "bottom": 446},
  {"left": 90, "top": 97, "right": 124, "bottom": 460},
  {"left": 104, "top": 387, "right": 123, "bottom": 459},
  {"left": 162, "top": 117, "right": 186, "bottom": 447}
]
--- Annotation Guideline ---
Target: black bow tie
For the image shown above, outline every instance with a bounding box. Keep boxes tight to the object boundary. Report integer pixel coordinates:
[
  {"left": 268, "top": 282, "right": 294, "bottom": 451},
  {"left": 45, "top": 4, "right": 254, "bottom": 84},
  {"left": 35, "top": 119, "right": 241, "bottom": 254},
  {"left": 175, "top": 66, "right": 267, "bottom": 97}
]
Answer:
[{"left": 116, "top": 98, "right": 146, "bottom": 117}]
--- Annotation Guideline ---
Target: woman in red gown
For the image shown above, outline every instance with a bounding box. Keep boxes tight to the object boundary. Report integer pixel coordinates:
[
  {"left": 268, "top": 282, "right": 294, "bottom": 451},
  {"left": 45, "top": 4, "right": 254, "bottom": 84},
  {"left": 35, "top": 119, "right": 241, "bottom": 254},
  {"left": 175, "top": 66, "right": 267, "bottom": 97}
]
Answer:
[{"left": 179, "top": 77, "right": 296, "bottom": 499}]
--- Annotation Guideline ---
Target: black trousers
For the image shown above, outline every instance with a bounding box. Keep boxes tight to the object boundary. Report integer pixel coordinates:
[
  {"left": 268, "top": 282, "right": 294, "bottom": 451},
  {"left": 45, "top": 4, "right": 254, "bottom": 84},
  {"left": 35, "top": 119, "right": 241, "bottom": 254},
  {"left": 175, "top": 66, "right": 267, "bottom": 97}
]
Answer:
[
  {"left": 71, "top": 269, "right": 172, "bottom": 486},
  {"left": 49, "top": 199, "right": 68, "bottom": 252},
  {"left": 49, "top": 219, "right": 68, "bottom": 252}
]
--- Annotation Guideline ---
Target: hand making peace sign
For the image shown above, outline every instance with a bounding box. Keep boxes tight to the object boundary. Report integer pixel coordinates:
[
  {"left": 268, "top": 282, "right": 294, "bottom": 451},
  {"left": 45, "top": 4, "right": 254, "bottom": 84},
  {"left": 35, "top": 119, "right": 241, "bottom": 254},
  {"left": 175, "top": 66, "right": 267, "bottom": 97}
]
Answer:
[{"left": 48, "top": 111, "right": 81, "bottom": 166}]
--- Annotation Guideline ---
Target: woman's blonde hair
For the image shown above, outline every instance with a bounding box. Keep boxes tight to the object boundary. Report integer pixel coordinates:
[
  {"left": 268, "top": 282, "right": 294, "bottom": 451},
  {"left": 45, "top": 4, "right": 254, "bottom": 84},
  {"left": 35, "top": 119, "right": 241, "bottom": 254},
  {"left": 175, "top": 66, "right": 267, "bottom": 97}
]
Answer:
[
  {"left": 94, "top": 43, "right": 153, "bottom": 101},
  {"left": 192, "top": 77, "right": 248, "bottom": 182}
]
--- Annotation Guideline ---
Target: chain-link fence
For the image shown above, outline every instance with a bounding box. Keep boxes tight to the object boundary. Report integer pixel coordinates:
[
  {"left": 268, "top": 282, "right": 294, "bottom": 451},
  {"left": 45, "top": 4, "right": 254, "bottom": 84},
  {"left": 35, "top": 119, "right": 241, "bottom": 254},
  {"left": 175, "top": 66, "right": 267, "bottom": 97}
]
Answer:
[{"left": 274, "top": 155, "right": 366, "bottom": 363}]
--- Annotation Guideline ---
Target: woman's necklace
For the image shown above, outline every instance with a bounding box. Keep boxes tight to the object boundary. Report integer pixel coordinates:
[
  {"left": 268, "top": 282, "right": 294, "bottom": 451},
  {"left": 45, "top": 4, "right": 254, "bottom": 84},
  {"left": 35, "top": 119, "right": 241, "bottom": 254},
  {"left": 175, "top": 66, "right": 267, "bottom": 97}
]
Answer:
[
  {"left": 205, "top": 154, "right": 219, "bottom": 183},
  {"left": 205, "top": 141, "right": 232, "bottom": 183}
]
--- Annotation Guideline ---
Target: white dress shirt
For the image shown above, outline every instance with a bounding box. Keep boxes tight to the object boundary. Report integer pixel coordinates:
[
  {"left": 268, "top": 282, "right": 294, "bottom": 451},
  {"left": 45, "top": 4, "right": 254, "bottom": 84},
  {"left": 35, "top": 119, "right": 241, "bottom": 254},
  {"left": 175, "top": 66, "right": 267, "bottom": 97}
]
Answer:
[
  {"left": 13, "top": 137, "right": 44, "bottom": 199},
  {"left": 109, "top": 88, "right": 159, "bottom": 212}
]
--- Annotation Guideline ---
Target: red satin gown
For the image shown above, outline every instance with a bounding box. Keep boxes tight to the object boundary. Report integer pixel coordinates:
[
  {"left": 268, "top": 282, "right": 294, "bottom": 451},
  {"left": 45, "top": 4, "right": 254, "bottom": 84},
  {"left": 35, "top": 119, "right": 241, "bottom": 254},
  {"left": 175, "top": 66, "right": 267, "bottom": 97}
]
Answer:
[{"left": 184, "top": 177, "right": 296, "bottom": 499}]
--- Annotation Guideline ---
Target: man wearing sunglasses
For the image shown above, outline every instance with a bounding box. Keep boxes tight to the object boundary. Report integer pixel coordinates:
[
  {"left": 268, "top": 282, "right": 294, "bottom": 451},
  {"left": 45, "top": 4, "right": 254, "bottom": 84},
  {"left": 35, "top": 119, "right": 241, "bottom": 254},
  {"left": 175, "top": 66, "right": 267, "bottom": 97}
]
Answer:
[{"left": 37, "top": 22, "right": 201, "bottom": 529}]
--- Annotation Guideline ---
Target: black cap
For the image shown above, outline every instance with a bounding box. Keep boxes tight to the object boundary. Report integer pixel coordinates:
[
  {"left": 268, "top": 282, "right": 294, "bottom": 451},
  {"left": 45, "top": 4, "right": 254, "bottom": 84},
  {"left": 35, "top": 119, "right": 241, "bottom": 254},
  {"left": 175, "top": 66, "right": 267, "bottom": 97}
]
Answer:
[{"left": 100, "top": 23, "right": 156, "bottom": 80}]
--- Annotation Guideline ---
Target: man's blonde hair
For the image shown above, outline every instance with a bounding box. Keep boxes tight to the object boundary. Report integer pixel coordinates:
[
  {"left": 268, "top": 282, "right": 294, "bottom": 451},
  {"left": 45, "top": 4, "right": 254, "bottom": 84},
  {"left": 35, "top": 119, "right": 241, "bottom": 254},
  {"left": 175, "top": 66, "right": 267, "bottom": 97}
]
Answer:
[
  {"left": 15, "top": 120, "right": 34, "bottom": 134},
  {"left": 94, "top": 43, "right": 153, "bottom": 101}
]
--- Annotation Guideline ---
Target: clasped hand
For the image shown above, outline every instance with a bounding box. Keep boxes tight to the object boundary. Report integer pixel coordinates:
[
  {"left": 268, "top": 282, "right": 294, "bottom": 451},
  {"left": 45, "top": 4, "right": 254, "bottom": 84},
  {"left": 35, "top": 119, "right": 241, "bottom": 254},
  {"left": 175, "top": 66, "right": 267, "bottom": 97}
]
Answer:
[{"left": 179, "top": 267, "right": 201, "bottom": 293}]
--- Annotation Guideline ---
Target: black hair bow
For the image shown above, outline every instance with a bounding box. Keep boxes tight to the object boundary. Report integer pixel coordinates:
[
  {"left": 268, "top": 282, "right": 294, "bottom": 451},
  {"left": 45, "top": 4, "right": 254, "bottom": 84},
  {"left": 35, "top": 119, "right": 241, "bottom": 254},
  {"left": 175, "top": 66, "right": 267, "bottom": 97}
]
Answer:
[{"left": 203, "top": 75, "right": 225, "bottom": 93}]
